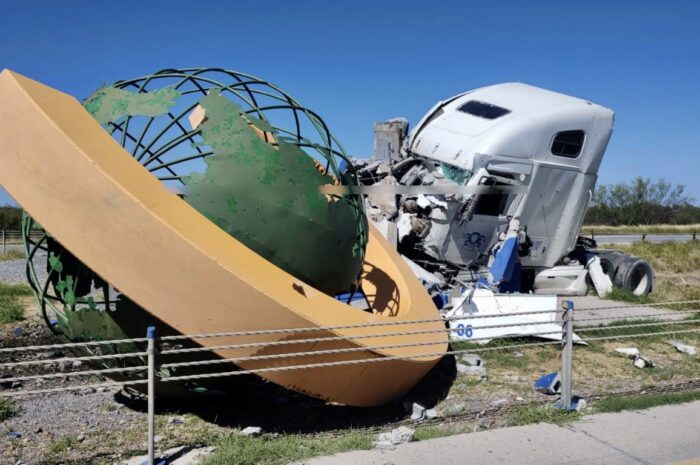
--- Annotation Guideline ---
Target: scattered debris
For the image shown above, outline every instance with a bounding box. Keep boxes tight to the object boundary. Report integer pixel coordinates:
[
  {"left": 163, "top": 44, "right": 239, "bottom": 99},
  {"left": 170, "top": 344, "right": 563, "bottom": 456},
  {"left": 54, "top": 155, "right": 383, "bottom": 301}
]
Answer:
[
  {"left": 409, "top": 402, "right": 427, "bottom": 421},
  {"left": 6, "top": 431, "right": 22, "bottom": 440},
  {"left": 615, "top": 348, "right": 654, "bottom": 368},
  {"left": 375, "top": 426, "right": 415, "bottom": 450},
  {"left": 167, "top": 416, "right": 184, "bottom": 426},
  {"left": 633, "top": 354, "right": 654, "bottom": 369},
  {"left": 475, "top": 418, "right": 493, "bottom": 431},
  {"left": 615, "top": 347, "right": 640, "bottom": 357},
  {"left": 456, "top": 363, "right": 488, "bottom": 379},
  {"left": 574, "top": 397, "right": 588, "bottom": 412},
  {"left": 534, "top": 373, "right": 561, "bottom": 395},
  {"left": 667, "top": 340, "right": 697, "bottom": 355},
  {"left": 239, "top": 426, "right": 262, "bottom": 437},
  {"left": 460, "top": 354, "right": 482, "bottom": 366}
]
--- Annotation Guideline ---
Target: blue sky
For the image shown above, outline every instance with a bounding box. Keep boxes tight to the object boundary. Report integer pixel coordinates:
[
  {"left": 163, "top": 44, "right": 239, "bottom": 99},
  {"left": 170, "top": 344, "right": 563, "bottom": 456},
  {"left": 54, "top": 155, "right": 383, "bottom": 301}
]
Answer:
[{"left": 1, "top": 0, "right": 698, "bottom": 204}]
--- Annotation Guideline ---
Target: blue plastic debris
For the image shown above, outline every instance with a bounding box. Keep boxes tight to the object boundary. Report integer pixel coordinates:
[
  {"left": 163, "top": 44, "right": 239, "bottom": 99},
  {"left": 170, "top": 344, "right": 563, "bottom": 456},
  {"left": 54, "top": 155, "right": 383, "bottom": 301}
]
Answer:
[
  {"left": 335, "top": 291, "right": 367, "bottom": 303},
  {"left": 6, "top": 431, "right": 22, "bottom": 439},
  {"left": 534, "top": 372, "right": 561, "bottom": 395},
  {"left": 431, "top": 292, "right": 448, "bottom": 310},
  {"left": 555, "top": 395, "right": 585, "bottom": 412},
  {"left": 13, "top": 327, "right": 24, "bottom": 336}
]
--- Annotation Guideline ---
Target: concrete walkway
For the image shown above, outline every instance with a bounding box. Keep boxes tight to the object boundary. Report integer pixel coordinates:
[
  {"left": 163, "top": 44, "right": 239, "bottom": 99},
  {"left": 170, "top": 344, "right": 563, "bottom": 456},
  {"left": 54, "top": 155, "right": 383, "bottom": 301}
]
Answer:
[{"left": 298, "top": 400, "right": 700, "bottom": 465}]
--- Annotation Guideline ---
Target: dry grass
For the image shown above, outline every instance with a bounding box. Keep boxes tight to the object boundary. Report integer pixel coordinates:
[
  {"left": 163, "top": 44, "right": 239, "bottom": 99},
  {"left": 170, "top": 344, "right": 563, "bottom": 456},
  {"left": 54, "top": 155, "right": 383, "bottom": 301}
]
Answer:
[
  {"left": 600, "top": 241, "right": 700, "bottom": 302},
  {"left": 582, "top": 224, "right": 700, "bottom": 235},
  {"left": 0, "top": 249, "right": 25, "bottom": 261}
]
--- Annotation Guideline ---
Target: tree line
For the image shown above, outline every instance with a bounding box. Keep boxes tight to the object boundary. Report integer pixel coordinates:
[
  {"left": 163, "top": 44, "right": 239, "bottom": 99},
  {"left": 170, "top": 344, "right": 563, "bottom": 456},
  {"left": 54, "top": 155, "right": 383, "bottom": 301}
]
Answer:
[
  {"left": 0, "top": 206, "right": 23, "bottom": 230},
  {"left": 1, "top": 178, "right": 698, "bottom": 228},
  {"left": 585, "top": 178, "right": 700, "bottom": 225}
]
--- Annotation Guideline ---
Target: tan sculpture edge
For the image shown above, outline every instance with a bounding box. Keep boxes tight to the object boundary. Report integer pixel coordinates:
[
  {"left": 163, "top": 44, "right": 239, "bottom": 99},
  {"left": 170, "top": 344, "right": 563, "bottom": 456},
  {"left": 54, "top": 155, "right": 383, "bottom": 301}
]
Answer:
[{"left": 0, "top": 70, "right": 447, "bottom": 406}]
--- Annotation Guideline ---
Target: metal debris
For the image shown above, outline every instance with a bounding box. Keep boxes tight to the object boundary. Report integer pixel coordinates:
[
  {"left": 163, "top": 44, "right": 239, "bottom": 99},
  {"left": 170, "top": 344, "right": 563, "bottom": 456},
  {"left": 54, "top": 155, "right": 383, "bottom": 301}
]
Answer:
[
  {"left": 615, "top": 348, "right": 654, "bottom": 368},
  {"left": 667, "top": 340, "right": 697, "bottom": 355}
]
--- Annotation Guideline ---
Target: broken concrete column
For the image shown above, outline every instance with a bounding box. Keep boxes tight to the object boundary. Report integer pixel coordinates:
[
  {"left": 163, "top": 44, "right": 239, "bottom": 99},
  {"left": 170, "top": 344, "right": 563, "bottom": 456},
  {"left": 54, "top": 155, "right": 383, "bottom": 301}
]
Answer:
[{"left": 373, "top": 118, "right": 408, "bottom": 163}]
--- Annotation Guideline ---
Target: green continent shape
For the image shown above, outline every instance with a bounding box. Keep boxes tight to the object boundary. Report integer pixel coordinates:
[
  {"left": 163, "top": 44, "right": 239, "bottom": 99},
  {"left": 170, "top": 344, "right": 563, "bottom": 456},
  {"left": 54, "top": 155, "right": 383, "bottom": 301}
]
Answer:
[
  {"left": 183, "top": 91, "right": 366, "bottom": 294},
  {"left": 84, "top": 86, "right": 181, "bottom": 124}
]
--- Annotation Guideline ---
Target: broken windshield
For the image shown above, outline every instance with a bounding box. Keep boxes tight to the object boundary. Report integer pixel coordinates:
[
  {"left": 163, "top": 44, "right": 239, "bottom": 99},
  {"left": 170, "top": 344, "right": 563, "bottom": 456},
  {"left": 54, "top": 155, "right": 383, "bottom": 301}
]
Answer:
[{"left": 440, "top": 162, "right": 472, "bottom": 185}]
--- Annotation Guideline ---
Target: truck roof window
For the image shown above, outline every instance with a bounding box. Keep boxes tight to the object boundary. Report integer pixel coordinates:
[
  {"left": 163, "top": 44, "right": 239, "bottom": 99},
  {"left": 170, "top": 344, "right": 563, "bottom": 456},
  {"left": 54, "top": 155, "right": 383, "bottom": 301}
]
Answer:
[
  {"left": 551, "top": 130, "right": 585, "bottom": 158},
  {"left": 457, "top": 100, "right": 511, "bottom": 120}
]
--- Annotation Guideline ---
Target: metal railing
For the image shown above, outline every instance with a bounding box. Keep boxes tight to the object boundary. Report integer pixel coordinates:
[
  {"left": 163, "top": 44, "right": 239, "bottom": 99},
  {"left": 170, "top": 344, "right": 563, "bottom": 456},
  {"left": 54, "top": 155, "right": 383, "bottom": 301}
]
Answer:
[
  {"left": 0, "top": 229, "right": 43, "bottom": 253},
  {"left": 1, "top": 298, "right": 699, "bottom": 464}
]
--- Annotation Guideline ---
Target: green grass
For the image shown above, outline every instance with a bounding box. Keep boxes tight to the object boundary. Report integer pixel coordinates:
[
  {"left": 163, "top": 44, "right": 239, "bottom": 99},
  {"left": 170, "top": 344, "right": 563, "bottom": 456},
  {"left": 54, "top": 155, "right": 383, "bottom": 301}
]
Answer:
[
  {"left": 0, "top": 282, "right": 32, "bottom": 324},
  {"left": 582, "top": 224, "right": 700, "bottom": 235},
  {"left": 0, "top": 397, "right": 18, "bottom": 421},
  {"left": 605, "top": 287, "right": 654, "bottom": 304},
  {"left": 595, "top": 389, "right": 700, "bottom": 413},
  {"left": 45, "top": 435, "right": 81, "bottom": 455},
  {"left": 0, "top": 249, "right": 25, "bottom": 261},
  {"left": 507, "top": 403, "right": 581, "bottom": 426},
  {"left": 202, "top": 431, "right": 373, "bottom": 465}
]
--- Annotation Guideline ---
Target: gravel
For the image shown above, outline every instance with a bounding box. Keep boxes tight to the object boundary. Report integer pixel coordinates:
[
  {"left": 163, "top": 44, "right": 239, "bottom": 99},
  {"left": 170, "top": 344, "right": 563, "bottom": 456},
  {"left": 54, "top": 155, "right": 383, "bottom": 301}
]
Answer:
[{"left": 0, "top": 247, "right": 47, "bottom": 285}]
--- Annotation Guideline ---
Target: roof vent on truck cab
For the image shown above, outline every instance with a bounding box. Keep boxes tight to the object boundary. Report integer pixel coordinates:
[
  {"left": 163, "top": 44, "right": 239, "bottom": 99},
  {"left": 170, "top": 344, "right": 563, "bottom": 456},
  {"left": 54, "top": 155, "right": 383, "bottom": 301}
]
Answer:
[{"left": 457, "top": 100, "right": 511, "bottom": 120}]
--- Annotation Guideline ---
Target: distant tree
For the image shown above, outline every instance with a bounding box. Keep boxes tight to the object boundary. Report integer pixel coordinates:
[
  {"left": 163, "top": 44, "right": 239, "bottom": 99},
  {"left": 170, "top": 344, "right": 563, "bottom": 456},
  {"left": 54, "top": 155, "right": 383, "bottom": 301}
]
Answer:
[
  {"left": 0, "top": 206, "right": 23, "bottom": 230},
  {"left": 585, "top": 178, "right": 700, "bottom": 225}
]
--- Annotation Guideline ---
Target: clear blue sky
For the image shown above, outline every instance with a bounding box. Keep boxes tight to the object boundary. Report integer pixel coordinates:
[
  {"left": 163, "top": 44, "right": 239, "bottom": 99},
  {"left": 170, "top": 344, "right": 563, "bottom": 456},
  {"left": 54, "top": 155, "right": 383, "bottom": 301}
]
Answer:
[{"left": 1, "top": 0, "right": 698, "bottom": 204}]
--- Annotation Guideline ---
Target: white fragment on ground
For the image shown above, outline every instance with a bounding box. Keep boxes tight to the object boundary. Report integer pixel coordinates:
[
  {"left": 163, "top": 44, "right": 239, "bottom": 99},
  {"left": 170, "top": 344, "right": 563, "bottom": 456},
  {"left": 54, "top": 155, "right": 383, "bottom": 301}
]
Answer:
[
  {"left": 575, "top": 398, "right": 588, "bottom": 412},
  {"left": 615, "top": 347, "right": 654, "bottom": 368},
  {"left": 667, "top": 340, "right": 697, "bottom": 355},
  {"left": 409, "top": 403, "right": 425, "bottom": 421},
  {"left": 239, "top": 426, "right": 262, "bottom": 437},
  {"left": 375, "top": 426, "right": 415, "bottom": 450},
  {"left": 615, "top": 347, "right": 640, "bottom": 357},
  {"left": 633, "top": 354, "right": 654, "bottom": 369},
  {"left": 456, "top": 363, "right": 487, "bottom": 379}
]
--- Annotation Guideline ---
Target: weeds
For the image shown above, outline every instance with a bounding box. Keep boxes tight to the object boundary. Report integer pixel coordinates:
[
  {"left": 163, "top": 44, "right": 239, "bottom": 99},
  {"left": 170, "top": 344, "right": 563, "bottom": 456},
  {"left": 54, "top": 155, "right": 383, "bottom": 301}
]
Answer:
[
  {"left": 595, "top": 390, "right": 700, "bottom": 413},
  {"left": 203, "top": 431, "right": 373, "bottom": 465},
  {"left": 508, "top": 403, "right": 580, "bottom": 426},
  {"left": 0, "top": 397, "right": 18, "bottom": 421},
  {"left": 0, "top": 282, "right": 32, "bottom": 324}
]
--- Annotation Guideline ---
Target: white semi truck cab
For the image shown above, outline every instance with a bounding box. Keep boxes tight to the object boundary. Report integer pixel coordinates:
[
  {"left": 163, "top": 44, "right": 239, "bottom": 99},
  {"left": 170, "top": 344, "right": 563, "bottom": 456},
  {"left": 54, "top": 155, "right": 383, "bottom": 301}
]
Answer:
[
  {"left": 358, "top": 82, "right": 654, "bottom": 296},
  {"left": 407, "top": 82, "right": 614, "bottom": 269}
]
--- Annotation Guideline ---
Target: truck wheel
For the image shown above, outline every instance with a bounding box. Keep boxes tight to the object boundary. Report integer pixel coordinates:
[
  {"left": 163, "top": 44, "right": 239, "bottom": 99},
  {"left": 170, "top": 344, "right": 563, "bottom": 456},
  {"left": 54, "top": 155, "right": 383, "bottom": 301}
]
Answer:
[{"left": 614, "top": 256, "right": 655, "bottom": 296}]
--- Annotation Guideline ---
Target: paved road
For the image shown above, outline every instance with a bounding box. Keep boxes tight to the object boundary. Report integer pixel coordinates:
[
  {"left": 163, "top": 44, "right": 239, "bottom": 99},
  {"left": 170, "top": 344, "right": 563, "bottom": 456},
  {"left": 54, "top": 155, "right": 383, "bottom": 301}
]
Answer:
[
  {"left": 299, "top": 400, "right": 700, "bottom": 465},
  {"left": 594, "top": 234, "right": 695, "bottom": 244}
]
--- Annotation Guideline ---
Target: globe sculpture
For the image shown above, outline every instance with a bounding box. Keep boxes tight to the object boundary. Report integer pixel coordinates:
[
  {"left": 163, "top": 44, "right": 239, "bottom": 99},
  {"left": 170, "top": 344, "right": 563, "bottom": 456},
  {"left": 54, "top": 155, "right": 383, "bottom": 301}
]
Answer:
[{"left": 21, "top": 68, "right": 368, "bottom": 394}]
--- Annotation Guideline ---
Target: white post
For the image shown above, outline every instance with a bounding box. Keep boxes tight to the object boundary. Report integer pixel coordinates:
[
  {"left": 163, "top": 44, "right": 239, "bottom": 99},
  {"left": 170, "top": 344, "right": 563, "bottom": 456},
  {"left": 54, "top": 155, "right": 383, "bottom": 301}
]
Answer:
[
  {"left": 2, "top": 230, "right": 5, "bottom": 254},
  {"left": 561, "top": 300, "right": 574, "bottom": 410},
  {"left": 147, "top": 326, "right": 156, "bottom": 465}
]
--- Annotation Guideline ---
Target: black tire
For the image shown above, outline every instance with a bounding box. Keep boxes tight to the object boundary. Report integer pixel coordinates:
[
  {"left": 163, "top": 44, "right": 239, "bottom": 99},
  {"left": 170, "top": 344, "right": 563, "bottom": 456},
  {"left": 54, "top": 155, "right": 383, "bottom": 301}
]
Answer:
[
  {"left": 595, "top": 250, "right": 627, "bottom": 282},
  {"left": 614, "top": 256, "right": 655, "bottom": 296}
]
